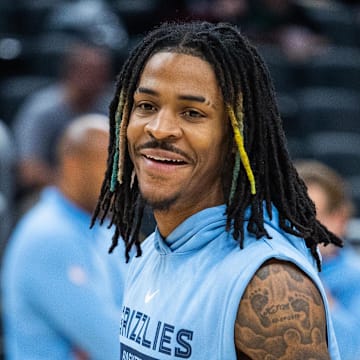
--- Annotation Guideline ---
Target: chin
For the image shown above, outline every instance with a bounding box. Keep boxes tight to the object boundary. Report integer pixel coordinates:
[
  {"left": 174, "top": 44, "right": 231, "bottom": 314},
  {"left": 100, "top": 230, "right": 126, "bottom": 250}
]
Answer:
[{"left": 142, "top": 193, "right": 180, "bottom": 212}]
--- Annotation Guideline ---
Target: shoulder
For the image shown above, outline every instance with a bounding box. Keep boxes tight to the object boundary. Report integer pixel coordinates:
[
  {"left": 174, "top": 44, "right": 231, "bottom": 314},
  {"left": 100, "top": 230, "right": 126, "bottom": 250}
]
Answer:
[
  {"left": 235, "top": 260, "right": 330, "bottom": 359},
  {"left": 13, "top": 85, "right": 64, "bottom": 133},
  {"left": 8, "top": 201, "right": 79, "bottom": 256}
]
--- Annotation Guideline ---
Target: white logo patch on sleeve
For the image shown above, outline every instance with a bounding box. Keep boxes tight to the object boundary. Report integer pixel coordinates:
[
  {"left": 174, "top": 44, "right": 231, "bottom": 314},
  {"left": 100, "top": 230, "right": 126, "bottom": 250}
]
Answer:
[{"left": 68, "top": 265, "right": 88, "bottom": 286}]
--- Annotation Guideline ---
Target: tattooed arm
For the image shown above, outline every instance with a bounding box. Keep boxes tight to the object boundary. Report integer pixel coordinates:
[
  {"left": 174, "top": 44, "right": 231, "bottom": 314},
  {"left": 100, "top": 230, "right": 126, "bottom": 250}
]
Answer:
[{"left": 235, "top": 260, "right": 330, "bottom": 360}]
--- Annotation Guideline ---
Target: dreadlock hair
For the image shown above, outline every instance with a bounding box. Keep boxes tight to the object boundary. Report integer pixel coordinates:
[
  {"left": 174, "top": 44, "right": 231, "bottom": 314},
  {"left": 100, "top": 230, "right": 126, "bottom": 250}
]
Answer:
[{"left": 92, "top": 20, "right": 342, "bottom": 269}]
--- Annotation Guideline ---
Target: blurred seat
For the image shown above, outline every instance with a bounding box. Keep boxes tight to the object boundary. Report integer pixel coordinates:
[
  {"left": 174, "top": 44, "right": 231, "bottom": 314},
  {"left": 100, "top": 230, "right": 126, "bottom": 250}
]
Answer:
[
  {"left": 21, "top": 33, "right": 84, "bottom": 77},
  {"left": 277, "top": 87, "right": 307, "bottom": 159},
  {"left": 0, "top": 32, "right": 75, "bottom": 78},
  {"left": 42, "top": 0, "right": 130, "bottom": 73},
  {"left": 257, "top": 44, "right": 299, "bottom": 93},
  {"left": 295, "top": 87, "right": 360, "bottom": 137},
  {"left": 0, "top": 3, "right": 12, "bottom": 34},
  {"left": 299, "top": 1, "right": 358, "bottom": 47},
  {"left": 302, "top": 46, "right": 360, "bottom": 91},
  {"left": 0, "top": 34, "right": 25, "bottom": 77},
  {"left": 347, "top": 217, "right": 360, "bottom": 252},
  {"left": 45, "top": 0, "right": 129, "bottom": 54},
  {"left": 286, "top": 136, "right": 311, "bottom": 161},
  {"left": 277, "top": 92, "right": 300, "bottom": 138},
  {"left": 347, "top": 175, "right": 360, "bottom": 217},
  {"left": 114, "top": 0, "right": 162, "bottom": 36},
  {"left": 0, "top": 119, "right": 16, "bottom": 256},
  {"left": 0, "top": 75, "right": 54, "bottom": 125},
  {"left": 0, "top": 1, "right": 64, "bottom": 36},
  {"left": 307, "top": 131, "right": 360, "bottom": 178}
]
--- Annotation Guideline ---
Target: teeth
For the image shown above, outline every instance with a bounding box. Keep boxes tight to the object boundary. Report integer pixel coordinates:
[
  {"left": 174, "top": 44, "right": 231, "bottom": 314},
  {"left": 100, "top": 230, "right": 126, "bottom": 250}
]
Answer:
[{"left": 146, "top": 155, "right": 183, "bottom": 163}]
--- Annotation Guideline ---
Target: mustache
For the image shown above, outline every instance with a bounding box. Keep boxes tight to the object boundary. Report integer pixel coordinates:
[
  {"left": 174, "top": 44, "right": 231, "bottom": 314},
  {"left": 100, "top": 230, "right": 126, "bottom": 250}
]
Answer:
[{"left": 136, "top": 139, "right": 191, "bottom": 161}]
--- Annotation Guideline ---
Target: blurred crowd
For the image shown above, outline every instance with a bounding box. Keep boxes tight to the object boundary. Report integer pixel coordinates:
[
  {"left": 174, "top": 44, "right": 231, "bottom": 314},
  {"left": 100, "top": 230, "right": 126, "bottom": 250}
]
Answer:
[{"left": 1, "top": 0, "right": 360, "bottom": 359}]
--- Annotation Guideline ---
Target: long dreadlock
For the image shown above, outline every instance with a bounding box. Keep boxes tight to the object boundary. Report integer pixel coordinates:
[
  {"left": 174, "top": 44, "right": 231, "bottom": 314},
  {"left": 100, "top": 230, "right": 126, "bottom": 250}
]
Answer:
[{"left": 92, "top": 21, "right": 342, "bottom": 269}]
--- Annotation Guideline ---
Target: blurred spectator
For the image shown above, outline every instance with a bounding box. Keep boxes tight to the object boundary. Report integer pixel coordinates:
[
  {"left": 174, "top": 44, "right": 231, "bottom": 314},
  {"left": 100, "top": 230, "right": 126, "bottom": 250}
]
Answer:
[
  {"left": 1, "top": 114, "right": 127, "bottom": 360},
  {"left": 12, "top": 42, "right": 113, "bottom": 215},
  {"left": 296, "top": 159, "right": 360, "bottom": 360}
]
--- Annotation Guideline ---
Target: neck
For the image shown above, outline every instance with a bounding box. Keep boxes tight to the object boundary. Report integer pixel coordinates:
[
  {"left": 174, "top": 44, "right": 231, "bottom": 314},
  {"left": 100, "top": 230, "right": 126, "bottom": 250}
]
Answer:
[
  {"left": 154, "top": 201, "right": 224, "bottom": 238},
  {"left": 57, "top": 179, "right": 91, "bottom": 214}
]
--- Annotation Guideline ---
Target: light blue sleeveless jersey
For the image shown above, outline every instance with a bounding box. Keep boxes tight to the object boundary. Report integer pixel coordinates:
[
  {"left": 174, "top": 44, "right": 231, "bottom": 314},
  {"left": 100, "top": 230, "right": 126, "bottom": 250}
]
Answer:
[{"left": 119, "top": 205, "right": 340, "bottom": 359}]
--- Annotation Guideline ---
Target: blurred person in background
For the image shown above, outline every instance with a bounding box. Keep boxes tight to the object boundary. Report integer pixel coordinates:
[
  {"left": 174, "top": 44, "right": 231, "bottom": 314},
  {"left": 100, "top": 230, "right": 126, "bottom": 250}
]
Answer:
[
  {"left": 12, "top": 42, "right": 113, "bottom": 216},
  {"left": 296, "top": 159, "right": 360, "bottom": 360},
  {"left": 1, "top": 114, "right": 127, "bottom": 360}
]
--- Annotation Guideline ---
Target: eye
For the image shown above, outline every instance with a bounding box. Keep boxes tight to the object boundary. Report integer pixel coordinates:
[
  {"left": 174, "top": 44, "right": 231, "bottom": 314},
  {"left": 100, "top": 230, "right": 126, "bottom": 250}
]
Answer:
[
  {"left": 135, "top": 102, "right": 156, "bottom": 113},
  {"left": 183, "top": 109, "right": 204, "bottom": 118}
]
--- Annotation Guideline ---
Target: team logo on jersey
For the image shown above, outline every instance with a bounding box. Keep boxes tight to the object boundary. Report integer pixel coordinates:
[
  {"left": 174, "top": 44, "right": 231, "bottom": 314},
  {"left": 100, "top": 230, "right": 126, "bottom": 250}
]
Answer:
[
  {"left": 145, "top": 289, "right": 159, "bottom": 304},
  {"left": 121, "top": 343, "right": 158, "bottom": 360},
  {"left": 120, "top": 306, "right": 193, "bottom": 358}
]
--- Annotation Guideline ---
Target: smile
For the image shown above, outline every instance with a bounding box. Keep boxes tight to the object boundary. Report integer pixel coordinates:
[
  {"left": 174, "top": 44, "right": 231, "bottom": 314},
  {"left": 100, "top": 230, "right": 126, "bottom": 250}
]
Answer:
[{"left": 144, "top": 154, "right": 186, "bottom": 164}]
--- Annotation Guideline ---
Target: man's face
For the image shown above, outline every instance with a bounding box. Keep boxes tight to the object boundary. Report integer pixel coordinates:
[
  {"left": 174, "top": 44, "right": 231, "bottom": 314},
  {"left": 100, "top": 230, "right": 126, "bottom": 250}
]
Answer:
[
  {"left": 83, "top": 130, "right": 109, "bottom": 209},
  {"left": 307, "top": 183, "right": 329, "bottom": 227},
  {"left": 75, "top": 129, "right": 109, "bottom": 212},
  {"left": 307, "top": 182, "right": 345, "bottom": 258},
  {"left": 69, "top": 48, "right": 111, "bottom": 98},
  {"left": 127, "top": 51, "right": 229, "bottom": 215}
]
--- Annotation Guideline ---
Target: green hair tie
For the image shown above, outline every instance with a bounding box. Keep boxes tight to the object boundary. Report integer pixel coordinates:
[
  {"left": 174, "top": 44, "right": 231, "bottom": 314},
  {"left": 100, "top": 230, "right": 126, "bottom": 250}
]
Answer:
[
  {"left": 227, "top": 103, "right": 256, "bottom": 195},
  {"left": 230, "top": 151, "right": 240, "bottom": 201}
]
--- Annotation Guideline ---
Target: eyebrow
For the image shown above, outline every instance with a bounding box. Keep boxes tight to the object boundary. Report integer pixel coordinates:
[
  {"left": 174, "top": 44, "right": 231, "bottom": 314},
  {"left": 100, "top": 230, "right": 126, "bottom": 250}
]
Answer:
[
  {"left": 178, "top": 94, "right": 206, "bottom": 103},
  {"left": 137, "top": 87, "right": 206, "bottom": 104},
  {"left": 137, "top": 87, "right": 157, "bottom": 96}
]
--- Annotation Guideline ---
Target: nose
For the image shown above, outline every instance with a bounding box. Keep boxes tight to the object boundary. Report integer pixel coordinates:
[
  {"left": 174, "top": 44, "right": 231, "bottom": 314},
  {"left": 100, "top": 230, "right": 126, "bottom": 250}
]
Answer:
[{"left": 144, "top": 109, "right": 182, "bottom": 140}]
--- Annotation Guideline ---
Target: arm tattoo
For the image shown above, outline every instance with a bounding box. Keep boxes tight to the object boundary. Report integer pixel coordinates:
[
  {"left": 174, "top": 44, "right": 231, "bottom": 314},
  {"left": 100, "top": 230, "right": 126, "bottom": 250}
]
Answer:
[{"left": 235, "top": 260, "right": 330, "bottom": 360}]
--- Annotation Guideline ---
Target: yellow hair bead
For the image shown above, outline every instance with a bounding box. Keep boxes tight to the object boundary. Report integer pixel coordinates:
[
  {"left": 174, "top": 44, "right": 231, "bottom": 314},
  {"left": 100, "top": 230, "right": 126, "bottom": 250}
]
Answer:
[{"left": 227, "top": 104, "right": 256, "bottom": 195}]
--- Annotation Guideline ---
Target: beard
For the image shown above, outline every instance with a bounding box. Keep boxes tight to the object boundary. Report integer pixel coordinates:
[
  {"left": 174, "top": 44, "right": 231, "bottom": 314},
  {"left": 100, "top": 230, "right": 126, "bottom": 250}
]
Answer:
[{"left": 141, "top": 191, "right": 181, "bottom": 212}]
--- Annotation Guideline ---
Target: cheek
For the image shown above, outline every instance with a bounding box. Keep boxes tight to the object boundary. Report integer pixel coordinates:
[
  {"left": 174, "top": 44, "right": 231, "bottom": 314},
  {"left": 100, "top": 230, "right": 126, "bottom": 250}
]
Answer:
[
  {"left": 198, "top": 124, "right": 229, "bottom": 154},
  {"left": 85, "top": 161, "right": 106, "bottom": 189},
  {"left": 126, "top": 119, "right": 140, "bottom": 152},
  {"left": 196, "top": 134, "right": 228, "bottom": 171},
  {"left": 316, "top": 213, "right": 333, "bottom": 231},
  {"left": 126, "top": 123, "right": 135, "bottom": 144}
]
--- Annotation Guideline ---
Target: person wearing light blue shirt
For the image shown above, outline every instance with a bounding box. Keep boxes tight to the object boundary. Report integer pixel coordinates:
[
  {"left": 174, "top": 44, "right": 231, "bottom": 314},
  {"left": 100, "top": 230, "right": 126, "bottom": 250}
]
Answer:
[
  {"left": 94, "top": 21, "right": 341, "bottom": 359},
  {"left": 297, "top": 159, "right": 360, "bottom": 360},
  {"left": 2, "top": 114, "right": 127, "bottom": 359}
]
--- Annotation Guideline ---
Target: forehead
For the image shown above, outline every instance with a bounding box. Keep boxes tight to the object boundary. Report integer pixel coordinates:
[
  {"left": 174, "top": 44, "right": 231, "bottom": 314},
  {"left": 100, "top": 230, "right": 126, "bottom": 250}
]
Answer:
[
  {"left": 143, "top": 50, "right": 209, "bottom": 71},
  {"left": 306, "top": 182, "right": 329, "bottom": 211},
  {"left": 137, "top": 51, "right": 221, "bottom": 98}
]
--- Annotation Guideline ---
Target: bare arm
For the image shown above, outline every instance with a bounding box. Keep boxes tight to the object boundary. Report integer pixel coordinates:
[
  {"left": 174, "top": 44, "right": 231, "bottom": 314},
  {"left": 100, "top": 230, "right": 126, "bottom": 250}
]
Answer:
[{"left": 235, "top": 260, "right": 330, "bottom": 360}]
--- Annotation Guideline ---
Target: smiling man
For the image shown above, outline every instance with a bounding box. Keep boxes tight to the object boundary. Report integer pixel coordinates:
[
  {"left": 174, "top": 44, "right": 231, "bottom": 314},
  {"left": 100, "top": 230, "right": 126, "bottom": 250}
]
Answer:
[{"left": 93, "top": 21, "right": 341, "bottom": 359}]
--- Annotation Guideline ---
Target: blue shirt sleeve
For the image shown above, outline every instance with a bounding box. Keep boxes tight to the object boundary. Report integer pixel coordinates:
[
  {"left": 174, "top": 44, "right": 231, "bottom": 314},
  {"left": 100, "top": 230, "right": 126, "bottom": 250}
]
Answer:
[{"left": 19, "top": 232, "right": 121, "bottom": 360}]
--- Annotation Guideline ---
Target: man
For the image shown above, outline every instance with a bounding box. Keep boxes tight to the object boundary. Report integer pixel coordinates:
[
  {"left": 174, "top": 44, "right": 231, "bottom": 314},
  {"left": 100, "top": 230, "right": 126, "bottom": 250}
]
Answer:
[
  {"left": 2, "top": 114, "right": 126, "bottom": 359},
  {"left": 94, "top": 21, "right": 341, "bottom": 359},
  {"left": 296, "top": 159, "right": 360, "bottom": 359},
  {"left": 12, "top": 43, "right": 113, "bottom": 213}
]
